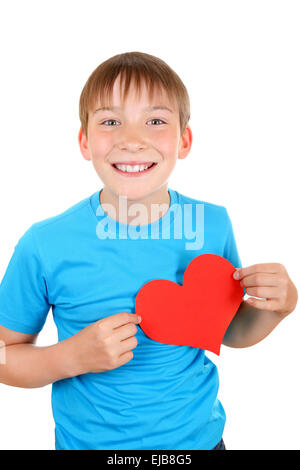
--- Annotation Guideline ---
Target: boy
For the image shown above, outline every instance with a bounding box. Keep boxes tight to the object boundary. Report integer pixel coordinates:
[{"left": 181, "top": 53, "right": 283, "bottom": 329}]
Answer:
[{"left": 0, "top": 51, "right": 297, "bottom": 450}]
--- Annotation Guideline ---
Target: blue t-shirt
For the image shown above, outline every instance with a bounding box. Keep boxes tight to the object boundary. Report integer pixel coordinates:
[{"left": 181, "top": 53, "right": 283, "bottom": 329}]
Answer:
[{"left": 0, "top": 187, "right": 244, "bottom": 450}]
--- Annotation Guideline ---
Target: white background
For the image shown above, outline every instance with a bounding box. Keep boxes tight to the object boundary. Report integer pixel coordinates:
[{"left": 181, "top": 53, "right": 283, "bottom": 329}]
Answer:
[{"left": 0, "top": 0, "right": 299, "bottom": 450}]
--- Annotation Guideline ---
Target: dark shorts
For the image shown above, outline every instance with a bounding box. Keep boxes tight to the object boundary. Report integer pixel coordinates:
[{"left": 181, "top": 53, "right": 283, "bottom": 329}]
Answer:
[{"left": 212, "top": 438, "right": 226, "bottom": 450}]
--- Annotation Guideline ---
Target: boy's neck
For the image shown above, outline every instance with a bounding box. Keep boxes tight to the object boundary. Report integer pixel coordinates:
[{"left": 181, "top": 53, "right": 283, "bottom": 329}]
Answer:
[{"left": 100, "top": 185, "right": 171, "bottom": 226}]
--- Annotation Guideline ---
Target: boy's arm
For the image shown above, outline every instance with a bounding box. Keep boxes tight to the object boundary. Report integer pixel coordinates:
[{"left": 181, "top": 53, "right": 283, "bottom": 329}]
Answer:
[
  {"left": 222, "top": 263, "right": 298, "bottom": 348},
  {"left": 0, "top": 325, "right": 78, "bottom": 388},
  {"left": 1, "top": 312, "right": 141, "bottom": 388},
  {"left": 222, "top": 299, "right": 289, "bottom": 348}
]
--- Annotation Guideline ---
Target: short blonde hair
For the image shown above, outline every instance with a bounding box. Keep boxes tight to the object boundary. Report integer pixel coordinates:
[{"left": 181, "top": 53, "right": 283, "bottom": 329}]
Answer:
[{"left": 79, "top": 51, "right": 190, "bottom": 137}]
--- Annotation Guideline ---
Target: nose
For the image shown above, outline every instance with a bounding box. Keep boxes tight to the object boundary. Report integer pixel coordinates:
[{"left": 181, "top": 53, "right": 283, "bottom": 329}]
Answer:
[{"left": 117, "top": 126, "right": 147, "bottom": 152}]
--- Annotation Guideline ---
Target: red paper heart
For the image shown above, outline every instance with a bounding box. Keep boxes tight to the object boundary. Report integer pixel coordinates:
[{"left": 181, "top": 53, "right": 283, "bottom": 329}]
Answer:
[{"left": 135, "top": 254, "right": 243, "bottom": 355}]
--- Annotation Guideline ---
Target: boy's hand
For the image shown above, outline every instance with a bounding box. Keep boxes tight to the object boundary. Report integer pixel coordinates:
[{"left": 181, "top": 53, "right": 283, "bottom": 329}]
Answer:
[
  {"left": 233, "top": 263, "right": 298, "bottom": 316},
  {"left": 68, "top": 312, "right": 142, "bottom": 375}
]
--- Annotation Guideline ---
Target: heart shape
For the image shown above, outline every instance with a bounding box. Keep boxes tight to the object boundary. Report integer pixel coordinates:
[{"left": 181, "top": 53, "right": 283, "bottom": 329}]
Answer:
[{"left": 135, "top": 254, "right": 243, "bottom": 355}]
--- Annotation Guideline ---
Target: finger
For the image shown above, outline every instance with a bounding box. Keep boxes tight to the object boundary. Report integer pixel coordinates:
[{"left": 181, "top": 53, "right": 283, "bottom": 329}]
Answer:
[
  {"left": 117, "top": 350, "right": 134, "bottom": 367},
  {"left": 118, "top": 336, "right": 138, "bottom": 356},
  {"left": 234, "top": 263, "right": 283, "bottom": 280},
  {"left": 115, "top": 322, "right": 139, "bottom": 341},
  {"left": 102, "top": 312, "right": 141, "bottom": 330},
  {"left": 245, "top": 286, "right": 280, "bottom": 298},
  {"left": 240, "top": 273, "right": 280, "bottom": 288},
  {"left": 245, "top": 297, "right": 278, "bottom": 310}
]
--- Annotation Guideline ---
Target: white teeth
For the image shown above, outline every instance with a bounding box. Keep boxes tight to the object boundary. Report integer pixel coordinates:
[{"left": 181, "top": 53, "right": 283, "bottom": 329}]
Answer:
[{"left": 114, "top": 164, "right": 152, "bottom": 172}]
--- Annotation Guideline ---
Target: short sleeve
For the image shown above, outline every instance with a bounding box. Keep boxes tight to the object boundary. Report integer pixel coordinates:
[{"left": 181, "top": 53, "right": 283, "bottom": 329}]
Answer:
[
  {"left": 223, "top": 208, "right": 246, "bottom": 297},
  {"left": 0, "top": 225, "right": 51, "bottom": 334}
]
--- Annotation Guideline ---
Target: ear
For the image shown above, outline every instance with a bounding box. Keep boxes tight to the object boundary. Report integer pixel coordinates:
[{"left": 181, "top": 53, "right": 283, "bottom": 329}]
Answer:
[
  {"left": 78, "top": 127, "right": 91, "bottom": 162},
  {"left": 178, "top": 125, "right": 192, "bottom": 160}
]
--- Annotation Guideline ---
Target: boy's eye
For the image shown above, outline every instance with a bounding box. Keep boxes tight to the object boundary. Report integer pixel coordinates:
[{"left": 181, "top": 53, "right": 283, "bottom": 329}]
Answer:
[
  {"left": 102, "top": 119, "right": 120, "bottom": 126},
  {"left": 147, "top": 119, "right": 165, "bottom": 125},
  {"left": 100, "top": 118, "right": 165, "bottom": 126}
]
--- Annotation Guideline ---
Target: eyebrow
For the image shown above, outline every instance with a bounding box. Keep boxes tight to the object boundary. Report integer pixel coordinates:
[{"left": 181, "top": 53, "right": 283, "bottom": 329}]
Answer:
[{"left": 93, "top": 105, "right": 174, "bottom": 115}]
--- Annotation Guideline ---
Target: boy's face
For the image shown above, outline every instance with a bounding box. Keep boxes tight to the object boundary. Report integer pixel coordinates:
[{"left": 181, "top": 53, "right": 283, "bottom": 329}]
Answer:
[{"left": 79, "top": 74, "right": 192, "bottom": 202}]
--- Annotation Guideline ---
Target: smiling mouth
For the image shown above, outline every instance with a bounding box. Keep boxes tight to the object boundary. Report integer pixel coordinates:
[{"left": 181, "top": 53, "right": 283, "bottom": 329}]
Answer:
[{"left": 111, "top": 162, "right": 158, "bottom": 177}]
